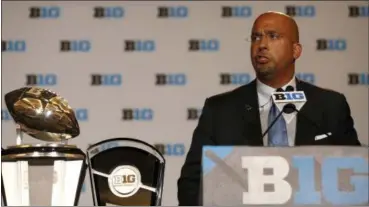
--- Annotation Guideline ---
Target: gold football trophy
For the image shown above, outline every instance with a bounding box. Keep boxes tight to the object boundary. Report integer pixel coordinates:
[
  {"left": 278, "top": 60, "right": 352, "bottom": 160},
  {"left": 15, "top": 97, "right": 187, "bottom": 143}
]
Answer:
[{"left": 1, "top": 87, "right": 87, "bottom": 206}]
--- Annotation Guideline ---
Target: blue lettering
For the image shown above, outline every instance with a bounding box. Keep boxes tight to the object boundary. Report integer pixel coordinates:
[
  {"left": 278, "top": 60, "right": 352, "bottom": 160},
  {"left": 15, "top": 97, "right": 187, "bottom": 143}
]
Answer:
[
  {"left": 5, "top": 40, "right": 26, "bottom": 52},
  {"left": 328, "top": 39, "right": 346, "bottom": 51},
  {"left": 41, "top": 7, "right": 60, "bottom": 18},
  {"left": 169, "top": 6, "right": 188, "bottom": 17},
  {"left": 322, "top": 157, "right": 369, "bottom": 205},
  {"left": 133, "top": 108, "right": 153, "bottom": 120},
  {"left": 233, "top": 6, "right": 252, "bottom": 17},
  {"left": 37, "top": 74, "right": 57, "bottom": 86},
  {"left": 105, "top": 7, "right": 124, "bottom": 18},
  {"left": 199, "top": 39, "right": 219, "bottom": 51},
  {"left": 166, "top": 144, "right": 185, "bottom": 156},
  {"left": 296, "top": 6, "right": 315, "bottom": 17},
  {"left": 168, "top": 74, "right": 186, "bottom": 85},
  {"left": 135, "top": 40, "right": 155, "bottom": 52},
  {"left": 75, "top": 109, "right": 88, "bottom": 121},
  {"left": 231, "top": 73, "right": 250, "bottom": 84},
  {"left": 292, "top": 156, "right": 321, "bottom": 204}
]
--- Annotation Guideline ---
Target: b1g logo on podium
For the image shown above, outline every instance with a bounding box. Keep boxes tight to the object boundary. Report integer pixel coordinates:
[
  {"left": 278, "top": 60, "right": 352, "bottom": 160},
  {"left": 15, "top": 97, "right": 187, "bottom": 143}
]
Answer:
[
  {"left": 109, "top": 165, "right": 141, "bottom": 198},
  {"left": 242, "top": 156, "right": 369, "bottom": 205}
]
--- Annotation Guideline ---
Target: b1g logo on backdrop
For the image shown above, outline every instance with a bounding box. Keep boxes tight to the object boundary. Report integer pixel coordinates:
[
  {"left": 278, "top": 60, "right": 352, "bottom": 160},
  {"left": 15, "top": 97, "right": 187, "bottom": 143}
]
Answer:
[
  {"left": 187, "top": 108, "right": 202, "bottom": 120},
  {"left": 157, "top": 6, "right": 188, "bottom": 18},
  {"left": 188, "top": 39, "right": 219, "bottom": 52},
  {"left": 221, "top": 6, "right": 252, "bottom": 18},
  {"left": 348, "top": 73, "right": 369, "bottom": 85},
  {"left": 122, "top": 108, "right": 153, "bottom": 121},
  {"left": 348, "top": 5, "right": 369, "bottom": 17},
  {"left": 60, "top": 40, "right": 91, "bottom": 52},
  {"left": 155, "top": 73, "right": 187, "bottom": 86},
  {"left": 26, "top": 73, "right": 57, "bottom": 86},
  {"left": 124, "top": 40, "right": 155, "bottom": 52},
  {"left": 74, "top": 108, "right": 88, "bottom": 121},
  {"left": 93, "top": 6, "right": 124, "bottom": 18},
  {"left": 1, "top": 109, "right": 11, "bottom": 121},
  {"left": 91, "top": 74, "right": 122, "bottom": 86},
  {"left": 154, "top": 143, "right": 185, "bottom": 156},
  {"left": 285, "top": 5, "right": 315, "bottom": 17},
  {"left": 220, "top": 73, "right": 252, "bottom": 85},
  {"left": 2, "top": 40, "right": 26, "bottom": 52},
  {"left": 29, "top": 6, "right": 60, "bottom": 19},
  {"left": 316, "top": 39, "right": 346, "bottom": 51},
  {"left": 296, "top": 73, "right": 315, "bottom": 84},
  {"left": 242, "top": 156, "right": 368, "bottom": 205}
]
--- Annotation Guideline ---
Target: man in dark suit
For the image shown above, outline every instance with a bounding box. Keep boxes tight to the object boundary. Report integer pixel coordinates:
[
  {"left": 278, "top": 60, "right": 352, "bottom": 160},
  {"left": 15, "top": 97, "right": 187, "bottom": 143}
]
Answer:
[{"left": 177, "top": 11, "right": 361, "bottom": 205}]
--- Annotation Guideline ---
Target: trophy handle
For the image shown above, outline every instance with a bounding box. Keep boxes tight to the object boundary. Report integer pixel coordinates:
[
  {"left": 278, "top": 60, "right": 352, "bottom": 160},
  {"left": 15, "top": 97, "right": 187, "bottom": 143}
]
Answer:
[{"left": 16, "top": 124, "right": 23, "bottom": 145}]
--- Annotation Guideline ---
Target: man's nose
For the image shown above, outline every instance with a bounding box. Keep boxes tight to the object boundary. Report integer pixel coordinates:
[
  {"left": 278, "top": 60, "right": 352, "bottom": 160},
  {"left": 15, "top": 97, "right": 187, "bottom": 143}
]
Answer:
[{"left": 257, "top": 37, "right": 269, "bottom": 51}]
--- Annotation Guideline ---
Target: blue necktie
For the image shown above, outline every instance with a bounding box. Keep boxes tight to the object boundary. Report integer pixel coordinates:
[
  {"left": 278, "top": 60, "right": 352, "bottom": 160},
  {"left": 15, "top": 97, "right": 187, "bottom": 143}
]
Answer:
[{"left": 268, "top": 103, "right": 289, "bottom": 146}]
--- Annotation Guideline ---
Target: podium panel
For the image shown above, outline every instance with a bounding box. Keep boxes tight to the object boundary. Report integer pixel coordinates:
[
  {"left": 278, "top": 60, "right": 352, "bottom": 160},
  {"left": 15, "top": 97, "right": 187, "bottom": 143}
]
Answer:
[{"left": 202, "top": 146, "right": 369, "bottom": 206}]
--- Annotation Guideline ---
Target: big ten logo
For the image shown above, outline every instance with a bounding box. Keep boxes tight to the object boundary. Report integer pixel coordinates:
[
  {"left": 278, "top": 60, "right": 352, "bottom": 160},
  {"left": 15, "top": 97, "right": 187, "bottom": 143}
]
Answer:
[
  {"left": 93, "top": 6, "right": 124, "bottom": 18},
  {"left": 60, "top": 40, "right": 91, "bottom": 52},
  {"left": 187, "top": 108, "right": 202, "bottom": 120},
  {"left": 316, "top": 39, "right": 347, "bottom": 51},
  {"left": 124, "top": 40, "right": 155, "bottom": 52},
  {"left": 241, "top": 156, "right": 369, "bottom": 205},
  {"left": 1, "top": 109, "right": 12, "bottom": 121},
  {"left": 221, "top": 6, "right": 252, "bottom": 18},
  {"left": 157, "top": 6, "right": 188, "bottom": 18},
  {"left": 122, "top": 108, "right": 153, "bottom": 121},
  {"left": 91, "top": 74, "right": 122, "bottom": 86},
  {"left": 29, "top": 6, "right": 60, "bottom": 19},
  {"left": 154, "top": 143, "right": 185, "bottom": 156},
  {"left": 348, "top": 73, "right": 369, "bottom": 85},
  {"left": 155, "top": 73, "right": 187, "bottom": 86},
  {"left": 220, "top": 73, "right": 251, "bottom": 85},
  {"left": 295, "top": 73, "right": 315, "bottom": 84},
  {"left": 26, "top": 73, "right": 57, "bottom": 86},
  {"left": 273, "top": 91, "right": 306, "bottom": 102},
  {"left": 349, "top": 5, "right": 369, "bottom": 17},
  {"left": 113, "top": 173, "right": 136, "bottom": 185},
  {"left": 109, "top": 166, "right": 141, "bottom": 197},
  {"left": 2, "top": 40, "right": 26, "bottom": 52},
  {"left": 74, "top": 108, "right": 88, "bottom": 121},
  {"left": 188, "top": 39, "right": 219, "bottom": 52},
  {"left": 285, "top": 5, "right": 315, "bottom": 17}
]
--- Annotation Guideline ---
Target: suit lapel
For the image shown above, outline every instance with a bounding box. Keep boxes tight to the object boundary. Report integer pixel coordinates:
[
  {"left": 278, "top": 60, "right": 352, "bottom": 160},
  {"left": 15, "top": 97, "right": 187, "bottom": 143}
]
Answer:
[
  {"left": 294, "top": 79, "right": 320, "bottom": 145},
  {"left": 238, "top": 80, "right": 264, "bottom": 146}
]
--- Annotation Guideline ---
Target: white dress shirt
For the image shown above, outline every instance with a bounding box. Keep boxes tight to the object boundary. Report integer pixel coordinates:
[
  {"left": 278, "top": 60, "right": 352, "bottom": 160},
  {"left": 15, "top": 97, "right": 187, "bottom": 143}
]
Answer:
[{"left": 257, "top": 77, "right": 297, "bottom": 146}]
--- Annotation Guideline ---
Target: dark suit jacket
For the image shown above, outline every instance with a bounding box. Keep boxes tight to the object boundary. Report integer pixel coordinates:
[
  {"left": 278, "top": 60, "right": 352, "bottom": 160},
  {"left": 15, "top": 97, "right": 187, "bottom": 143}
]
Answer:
[{"left": 177, "top": 78, "right": 361, "bottom": 206}]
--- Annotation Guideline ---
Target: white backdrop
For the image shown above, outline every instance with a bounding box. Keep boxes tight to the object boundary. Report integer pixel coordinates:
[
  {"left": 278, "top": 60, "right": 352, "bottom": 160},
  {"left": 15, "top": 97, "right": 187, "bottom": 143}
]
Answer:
[{"left": 1, "top": 1, "right": 368, "bottom": 206}]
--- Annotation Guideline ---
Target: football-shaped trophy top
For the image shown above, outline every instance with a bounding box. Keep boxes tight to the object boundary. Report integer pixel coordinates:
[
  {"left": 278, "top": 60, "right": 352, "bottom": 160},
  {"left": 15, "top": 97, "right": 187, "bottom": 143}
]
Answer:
[{"left": 4, "top": 87, "right": 80, "bottom": 142}]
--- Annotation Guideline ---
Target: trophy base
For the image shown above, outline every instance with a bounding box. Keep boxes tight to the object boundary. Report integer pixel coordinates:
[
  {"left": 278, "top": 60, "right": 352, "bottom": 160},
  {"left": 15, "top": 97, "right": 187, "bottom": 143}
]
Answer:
[
  {"left": 2, "top": 143, "right": 84, "bottom": 161},
  {"left": 1, "top": 143, "right": 87, "bottom": 206}
]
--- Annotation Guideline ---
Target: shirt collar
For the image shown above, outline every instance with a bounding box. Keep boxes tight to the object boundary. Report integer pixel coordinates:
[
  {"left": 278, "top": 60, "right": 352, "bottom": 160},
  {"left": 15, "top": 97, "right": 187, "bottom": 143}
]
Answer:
[{"left": 256, "top": 76, "right": 296, "bottom": 107}]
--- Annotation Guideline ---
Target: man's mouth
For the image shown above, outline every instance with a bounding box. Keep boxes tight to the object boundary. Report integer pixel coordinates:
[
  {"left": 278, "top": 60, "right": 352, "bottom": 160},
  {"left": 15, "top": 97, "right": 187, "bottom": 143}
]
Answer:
[{"left": 255, "top": 55, "right": 269, "bottom": 64}]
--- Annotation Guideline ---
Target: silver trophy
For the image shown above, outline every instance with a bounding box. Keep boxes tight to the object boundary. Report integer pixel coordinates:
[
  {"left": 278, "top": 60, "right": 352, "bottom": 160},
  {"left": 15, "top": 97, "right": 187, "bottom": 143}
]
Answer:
[
  {"left": 86, "top": 138, "right": 166, "bottom": 206},
  {"left": 1, "top": 87, "right": 87, "bottom": 206}
]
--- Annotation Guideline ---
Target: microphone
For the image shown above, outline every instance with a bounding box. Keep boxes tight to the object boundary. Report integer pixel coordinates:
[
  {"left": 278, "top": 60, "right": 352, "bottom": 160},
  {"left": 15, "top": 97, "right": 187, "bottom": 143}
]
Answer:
[
  {"left": 261, "top": 86, "right": 307, "bottom": 140},
  {"left": 280, "top": 88, "right": 332, "bottom": 139}
]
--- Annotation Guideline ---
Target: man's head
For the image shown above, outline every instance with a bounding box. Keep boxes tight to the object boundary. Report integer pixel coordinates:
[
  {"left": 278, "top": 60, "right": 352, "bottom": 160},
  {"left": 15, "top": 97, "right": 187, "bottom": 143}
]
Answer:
[{"left": 250, "top": 11, "right": 302, "bottom": 85}]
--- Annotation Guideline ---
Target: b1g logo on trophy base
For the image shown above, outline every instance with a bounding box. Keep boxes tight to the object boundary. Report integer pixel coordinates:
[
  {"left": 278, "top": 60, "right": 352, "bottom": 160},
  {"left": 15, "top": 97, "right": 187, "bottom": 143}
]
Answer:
[
  {"left": 1, "top": 87, "right": 87, "bottom": 206},
  {"left": 87, "top": 138, "right": 165, "bottom": 206}
]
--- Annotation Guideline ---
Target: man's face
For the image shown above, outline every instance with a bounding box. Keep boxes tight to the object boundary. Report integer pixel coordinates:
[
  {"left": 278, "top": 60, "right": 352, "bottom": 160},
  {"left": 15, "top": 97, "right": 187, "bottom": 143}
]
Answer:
[{"left": 250, "top": 14, "right": 295, "bottom": 79}]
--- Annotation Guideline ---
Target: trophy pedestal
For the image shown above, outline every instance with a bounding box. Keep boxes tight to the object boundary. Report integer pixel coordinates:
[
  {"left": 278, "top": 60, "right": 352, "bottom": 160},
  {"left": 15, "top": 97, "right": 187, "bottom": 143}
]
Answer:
[{"left": 1, "top": 144, "right": 87, "bottom": 206}]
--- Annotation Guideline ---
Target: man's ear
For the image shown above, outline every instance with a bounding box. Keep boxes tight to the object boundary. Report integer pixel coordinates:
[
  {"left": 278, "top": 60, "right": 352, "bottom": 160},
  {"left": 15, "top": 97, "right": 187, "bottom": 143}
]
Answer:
[{"left": 293, "top": 43, "right": 302, "bottom": 60}]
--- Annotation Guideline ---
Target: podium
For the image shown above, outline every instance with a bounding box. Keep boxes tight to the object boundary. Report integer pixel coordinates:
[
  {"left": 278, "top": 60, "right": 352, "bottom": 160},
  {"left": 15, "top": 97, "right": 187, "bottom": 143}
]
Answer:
[{"left": 202, "top": 146, "right": 369, "bottom": 206}]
